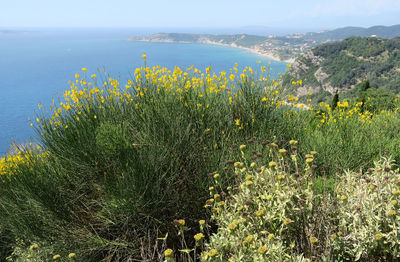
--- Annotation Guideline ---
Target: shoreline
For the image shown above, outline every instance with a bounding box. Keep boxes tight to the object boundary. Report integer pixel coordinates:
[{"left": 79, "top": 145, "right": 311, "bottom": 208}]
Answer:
[{"left": 127, "top": 39, "right": 295, "bottom": 64}]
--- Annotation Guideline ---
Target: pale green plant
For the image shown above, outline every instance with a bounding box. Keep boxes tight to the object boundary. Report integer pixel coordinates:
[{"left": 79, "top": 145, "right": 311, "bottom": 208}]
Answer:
[{"left": 333, "top": 156, "right": 400, "bottom": 260}]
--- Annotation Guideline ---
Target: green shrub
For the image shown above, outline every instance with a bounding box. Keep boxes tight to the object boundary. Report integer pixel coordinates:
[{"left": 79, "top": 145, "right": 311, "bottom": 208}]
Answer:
[
  {"left": 333, "top": 157, "right": 400, "bottom": 260},
  {"left": 202, "top": 140, "right": 334, "bottom": 261}
]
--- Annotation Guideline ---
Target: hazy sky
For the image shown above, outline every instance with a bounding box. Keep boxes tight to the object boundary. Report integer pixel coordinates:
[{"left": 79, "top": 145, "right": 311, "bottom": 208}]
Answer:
[{"left": 1, "top": 0, "right": 400, "bottom": 30}]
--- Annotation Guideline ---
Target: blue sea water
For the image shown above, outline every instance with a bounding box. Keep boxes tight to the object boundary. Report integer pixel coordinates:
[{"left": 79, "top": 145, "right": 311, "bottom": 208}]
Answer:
[{"left": 0, "top": 28, "right": 287, "bottom": 156}]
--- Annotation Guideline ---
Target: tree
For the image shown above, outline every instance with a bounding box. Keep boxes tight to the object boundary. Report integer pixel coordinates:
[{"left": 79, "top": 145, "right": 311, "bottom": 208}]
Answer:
[{"left": 331, "top": 90, "right": 339, "bottom": 110}]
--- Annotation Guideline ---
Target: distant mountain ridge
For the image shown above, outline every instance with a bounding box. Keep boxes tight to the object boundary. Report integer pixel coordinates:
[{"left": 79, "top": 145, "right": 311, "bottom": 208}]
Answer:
[
  {"left": 129, "top": 24, "right": 400, "bottom": 62},
  {"left": 283, "top": 36, "right": 400, "bottom": 102}
]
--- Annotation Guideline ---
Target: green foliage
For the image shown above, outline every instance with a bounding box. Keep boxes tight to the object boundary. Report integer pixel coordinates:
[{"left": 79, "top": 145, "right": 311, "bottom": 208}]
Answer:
[
  {"left": 203, "top": 141, "right": 333, "bottom": 261},
  {"left": 333, "top": 157, "right": 400, "bottom": 260},
  {"left": 284, "top": 36, "right": 400, "bottom": 100}
]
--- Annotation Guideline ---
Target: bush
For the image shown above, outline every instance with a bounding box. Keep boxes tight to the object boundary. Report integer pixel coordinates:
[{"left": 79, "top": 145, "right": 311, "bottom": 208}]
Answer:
[{"left": 202, "top": 140, "right": 334, "bottom": 261}]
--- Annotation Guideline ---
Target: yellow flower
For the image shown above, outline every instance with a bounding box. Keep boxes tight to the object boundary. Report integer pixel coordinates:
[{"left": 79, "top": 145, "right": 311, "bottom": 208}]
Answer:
[
  {"left": 245, "top": 180, "right": 253, "bottom": 186},
  {"left": 53, "top": 254, "right": 61, "bottom": 260},
  {"left": 239, "top": 145, "right": 246, "bottom": 150},
  {"left": 258, "top": 246, "right": 267, "bottom": 254},
  {"left": 213, "top": 173, "right": 220, "bottom": 179},
  {"left": 310, "top": 151, "right": 317, "bottom": 155},
  {"left": 142, "top": 53, "right": 147, "bottom": 59},
  {"left": 279, "top": 149, "right": 287, "bottom": 155},
  {"left": 235, "top": 119, "right": 240, "bottom": 126},
  {"left": 209, "top": 186, "right": 214, "bottom": 191},
  {"left": 268, "top": 233, "right": 274, "bottom": 240},
  {"left": 91, "top": 74, "right": 96, "bottom": 78},
  {"left": 306, "top": 158, "right": 313, "bottom": 164},
  {"left": 29, "top": 244, "right": 39, "bottom": 251},
  {"left": 256, "top": 209, "right": 264, "bottom": 217},
  {"left": 164, "top": 248, "right": 174, "bottom": 257},
  {"left": 391, "top": 200, "right": 397, "bottom": 206},
  {"left": 68, "top": 253, "right": 76, "bottom": 258},
  {"left": 340, "top": 195, "right": 347, "bottom": 201},
  {"left": 194, "top": 233, "right": 205, "bottom": 241},
  {"left": 330, "top": 233, "right": 337, "bottom": 240},
  {"left": 393, "top": 190, "right": 400, "bottom": 195},
  {"left": 388, "top": 210, "right": 397, "bottom": 216},
  {"left": 75, "top": 73, "right": 80, "bottom": 79},
  {"left": 228, "top": 222, "right": 238, "bottom": 231},
  {"left": 214, "top": 194, "right": 220, "bottom": 199},
  {"left": 374, "top": 233, "right": 383, "bottom": 241},
  {"left": 289, "top": 140, "right": 298, "bottom": 145},
  {"left": 283, "top": 218, "right": 293, "bottom": 225},
  {"left": 269, "top": 161, "right": 277, "bottom": 168},
  {"left": 208, "top": 249, "right": 217, "bottom": 257},
  {"left": 199, "top": 220, "right": 206, "bottom": 225},
  {"left": 82, "top": 67, "right": 88, "bottom": 72},
  {"left": 337, "top": 231, "right": 343, "bottom": 236},
  {"left": 310, "top": 237, "right": 318, "bottom": 244},
  {"left": 243, "top": 235, "right": 254, "bottom": 245}
]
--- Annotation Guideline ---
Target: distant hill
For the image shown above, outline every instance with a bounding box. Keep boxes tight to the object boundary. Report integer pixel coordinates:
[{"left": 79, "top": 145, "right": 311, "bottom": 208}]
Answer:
[
  {"left": 303, "top": 25, "right": 400, "bottom": 42},
  {"left": 129, "top": 24, "right": 400, "bottom": 62},
  {"left": 283, "top": 36, "right": 400, "bottom": 102}
]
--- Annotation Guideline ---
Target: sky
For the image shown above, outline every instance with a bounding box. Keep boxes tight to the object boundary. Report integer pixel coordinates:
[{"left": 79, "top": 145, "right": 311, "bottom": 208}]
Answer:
[{"left": 1, "top": 0, "right": 400, "bottom": 30}]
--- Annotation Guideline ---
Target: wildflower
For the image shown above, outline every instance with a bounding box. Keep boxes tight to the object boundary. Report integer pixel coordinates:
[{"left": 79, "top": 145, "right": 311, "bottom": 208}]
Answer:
[
  {"left": 218, "top": 201, "right": 224, "bottom": 207},
  {"left": 209, "top": 186, "right": 214, "bottom": 191},
  {"left": 173, "top": 219, "right": 185, "bottom": 227},
  {"left": 30, "top": 244, "right": 39, "bottom": 251},
  {"left": 258, "top": 246, "right": 267, "bottom": 254},
  {"left": 330, "top": 233, "right": 337, "bottom": 240},
  {"left": 164, "top": 248, "right": 174, "bottom": 257},
  {"left": 214, "top": 194, "right": 220, "bottom": 199},
  {"left": 82, "top": 67, "right": 88, "bottom": 72},
  {"left": 374, "top": 233, "right": 383, "bottom": 241},
  {"left": 340, "top": 195, "right": 347, "bottom": 201},
  {"left": 250, "top": 162, "right": 256, "bottom": 168},
  {"left": 268, "top": 233, "right": 274, "bottom": 240},
  {"left": 245, "top": 180, "right": 253, "bottom": 186},
  {"left": 243, "top": 235, "right": 254, "bottom": 245},
  {"left": 53, "top": 254, "right": 61, "bottom": 260},
  {"left": 310, "top": 237, "right": 318, "bottom": 244},
  {"left": 256, "top": 209, "right": 264, "bottom": 217},
  {"left": 239, "top": 145, "right": 246, "bottom": 150},
  {"left": 228, "top": 222, "right": 238, "bottom": 231},
  {"left": 269, "top": 161, "right": 277, "bottom": 168},
  {"left": 283, "top": 218, "right": 293, "bottom": 225},
  {"left": 306, "top": 158, "right": 313, "bottom": 164},
  {"left": 246, "top": 175, "right": 253, "bottom": 180},
  {"left": 235, "top": 119, "right": 240, "bottom": 126},
  {"left": 68, "top": 253, "right": 76, "bottom": 258},
  {"left": 91, "top": 74, "right": 96, "bottom": 78},
  {"left": 208, "top": 249, "right": 217, "bottom": 257},
  {"left": 142, "top": 53, "right": 147, "bottom": 59},
  {"left": 213, "top": 173, "right": 220, "bottom": 179},
  {"left": 388, "top": 210, "right": 397, "bottom": 216},
  {"left": 199, "top": 220, "right": 206, "bottom": 225},
  {"left": 279, "top": 149, "right": 287, "bottom": 155},
  {"left": 337, "top": 231, "right": 343, "bottom": 236},
  {"left": 310, "top": 151, "right": 317, "bottom": 155},
  {"left": 289, "top": 140, "right": 298, "bottom": 145},
  {"left": 393, "top": 190, "right": 400, "bottom": 195},
  {"left": 194, "top": 233, "right": 205, "bottom": 241},
  {"left": 391, "top": 200, "right": 397, "bottom": 206}
]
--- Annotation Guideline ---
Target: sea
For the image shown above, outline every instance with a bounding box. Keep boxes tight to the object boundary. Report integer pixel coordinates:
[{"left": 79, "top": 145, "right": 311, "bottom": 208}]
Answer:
[{"left": 0, "top": 28, "right": 287, "bottom": 156}]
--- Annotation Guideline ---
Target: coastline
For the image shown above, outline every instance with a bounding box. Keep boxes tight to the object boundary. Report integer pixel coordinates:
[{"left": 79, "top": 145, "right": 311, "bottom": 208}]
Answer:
[{"left": 127, "top": 39, "right": 295, "bottom": 64}]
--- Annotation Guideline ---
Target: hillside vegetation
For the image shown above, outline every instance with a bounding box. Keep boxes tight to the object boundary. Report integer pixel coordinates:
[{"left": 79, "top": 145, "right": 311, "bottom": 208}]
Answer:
[
  {"left": 2, "top": 59, "right": 400, "bottom": 261},
  {"left": 283, "top": 36, "right": 400, "bottom": 102}
]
